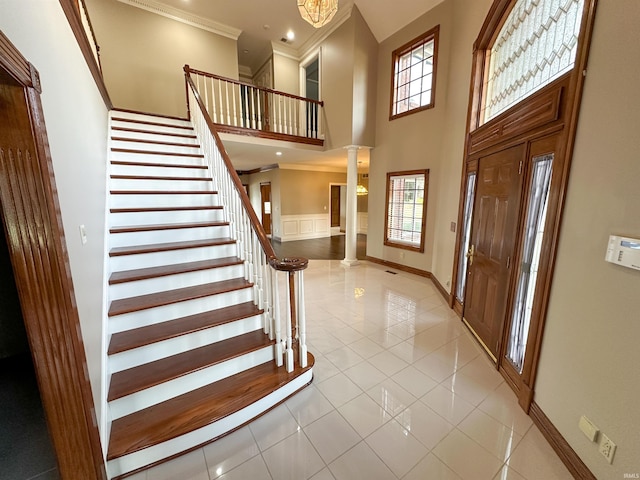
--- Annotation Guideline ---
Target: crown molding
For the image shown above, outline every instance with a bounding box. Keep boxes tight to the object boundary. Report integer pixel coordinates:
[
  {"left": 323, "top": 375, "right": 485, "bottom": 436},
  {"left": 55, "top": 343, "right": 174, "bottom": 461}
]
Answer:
[
  {"left": 117, "top": 0, "right": 242, "bottom": 39},
  {"left": 279, "top": 163, "right": 347, "bottom": 173}
]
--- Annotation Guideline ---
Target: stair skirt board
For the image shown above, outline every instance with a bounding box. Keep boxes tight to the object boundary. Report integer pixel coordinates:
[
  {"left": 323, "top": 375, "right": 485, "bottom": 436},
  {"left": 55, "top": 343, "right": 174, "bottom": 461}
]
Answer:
[
  {"left": 106, "top": 369, "right": 313, "bottom": 479},
  {"left": 109, "top": 346, "right": 275, "bottom": 419},
  {"left": 108, "top": 314, "right": 263, "bottom": 373}
]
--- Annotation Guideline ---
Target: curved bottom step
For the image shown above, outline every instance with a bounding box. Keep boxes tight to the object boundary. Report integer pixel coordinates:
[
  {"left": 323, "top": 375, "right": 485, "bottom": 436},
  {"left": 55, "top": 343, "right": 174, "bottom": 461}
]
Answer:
[{"left": 107, "top": 354, "right": 314, "bottom": 479}]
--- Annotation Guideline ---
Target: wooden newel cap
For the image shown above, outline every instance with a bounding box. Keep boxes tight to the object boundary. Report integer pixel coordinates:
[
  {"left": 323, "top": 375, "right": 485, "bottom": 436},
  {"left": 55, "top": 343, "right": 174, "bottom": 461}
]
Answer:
[{"left": 270, "top": 257, "right": 309, "bottom": 272}]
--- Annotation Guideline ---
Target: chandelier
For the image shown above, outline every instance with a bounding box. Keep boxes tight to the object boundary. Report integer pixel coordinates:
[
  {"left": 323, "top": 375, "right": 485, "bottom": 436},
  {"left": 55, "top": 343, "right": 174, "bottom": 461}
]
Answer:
[{"left": 297, "top": 0, "right": 338, "bottom": 28}]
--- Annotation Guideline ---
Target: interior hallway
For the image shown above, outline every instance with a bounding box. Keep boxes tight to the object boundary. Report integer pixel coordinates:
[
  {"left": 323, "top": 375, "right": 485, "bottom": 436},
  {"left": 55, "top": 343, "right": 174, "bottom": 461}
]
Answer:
[
  {"left": 123, "top": 260, "right": 572, "bottom": 480},
  {"left": 271, "top": 234, "right": 367, "bottom": 261}
]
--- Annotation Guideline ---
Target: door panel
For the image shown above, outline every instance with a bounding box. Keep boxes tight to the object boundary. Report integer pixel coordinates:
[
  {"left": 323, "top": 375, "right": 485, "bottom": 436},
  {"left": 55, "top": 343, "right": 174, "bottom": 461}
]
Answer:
[
  {"left": 330, "top": 185, "right": 340, "bottom": 227},
  {"left": 260, "top": 183, "right": 272, "bottom": 235},
  {"left": 463, "top": 144, "right": 525, "bottom": 359}
]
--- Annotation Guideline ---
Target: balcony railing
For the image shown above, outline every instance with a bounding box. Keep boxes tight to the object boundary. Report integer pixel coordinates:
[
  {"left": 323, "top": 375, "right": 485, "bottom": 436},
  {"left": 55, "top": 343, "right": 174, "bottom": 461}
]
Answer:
[{"left": 185, "top": 65, "right": 324, "bottom": 146}]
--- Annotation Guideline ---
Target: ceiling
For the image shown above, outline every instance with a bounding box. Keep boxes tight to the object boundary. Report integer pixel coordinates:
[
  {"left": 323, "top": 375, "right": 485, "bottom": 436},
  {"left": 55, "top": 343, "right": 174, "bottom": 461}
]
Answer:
[{"left": 131, "top": 0, "right": 445, "bottom": 170}]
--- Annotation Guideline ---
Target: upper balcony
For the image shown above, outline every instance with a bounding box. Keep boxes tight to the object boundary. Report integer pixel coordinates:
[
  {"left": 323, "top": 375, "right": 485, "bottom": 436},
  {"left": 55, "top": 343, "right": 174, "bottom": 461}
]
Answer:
[{"left": 185, "top": 66, "right": 324, "bottom": 148}]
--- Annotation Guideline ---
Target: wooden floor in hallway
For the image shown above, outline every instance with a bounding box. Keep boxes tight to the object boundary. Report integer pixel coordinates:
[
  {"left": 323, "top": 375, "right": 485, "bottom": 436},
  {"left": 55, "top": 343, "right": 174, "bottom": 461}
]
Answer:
[{"left": 271, "top": 234, "right": 367, "bottom": 261}]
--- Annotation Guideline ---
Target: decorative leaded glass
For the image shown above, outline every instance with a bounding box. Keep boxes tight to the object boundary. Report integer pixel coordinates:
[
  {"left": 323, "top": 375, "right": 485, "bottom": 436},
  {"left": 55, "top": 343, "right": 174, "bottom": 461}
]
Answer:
[{"left": 482, "top": 0, "right": 585, "bottom": 123}]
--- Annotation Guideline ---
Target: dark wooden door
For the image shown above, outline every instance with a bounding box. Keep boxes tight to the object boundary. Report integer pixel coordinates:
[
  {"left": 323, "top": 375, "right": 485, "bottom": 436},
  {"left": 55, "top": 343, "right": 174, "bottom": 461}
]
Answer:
[
  {"left": 260, "top": 183, "right": 272, "bottom": 235},
  {"left": 330, "top": 185, "right": 340, "bottom": 227},
  {"left": 463, "top": 144, "right": 525, "bottom": 359}
]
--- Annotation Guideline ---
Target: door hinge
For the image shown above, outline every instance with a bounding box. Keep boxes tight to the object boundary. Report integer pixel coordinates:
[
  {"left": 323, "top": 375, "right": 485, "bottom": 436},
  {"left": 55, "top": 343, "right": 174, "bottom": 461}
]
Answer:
[
  {"left": 506, "top": 256, "right": 511, "bottom": 269},
  {"left": 518, "top": 160, "right": 523, "bottom": 175}
]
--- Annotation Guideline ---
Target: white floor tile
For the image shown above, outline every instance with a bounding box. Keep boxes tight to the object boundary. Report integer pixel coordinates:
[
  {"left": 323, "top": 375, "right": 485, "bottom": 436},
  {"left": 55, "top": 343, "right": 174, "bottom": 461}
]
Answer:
[
  {"left": 249, "top": 404, "right": 301, "bottom": 451},
  {"left": 366, "top": 378, "right": 417, "bottom": 416},
  {"left": 368, "top": 350, "right": 409, "bottom": 376},
  {"left": 458, "top": 409, "right": 523, "bottom": 461},
  {"left": 391, "top": 365, "right": 438, "bottom": 398},
  {"left": 433, "top": 429, "right": 503, "bottom": 480},
  {"left": 304, "top": 411, "right": 360, "bottom": 463},
  {"left": 329, "top": 442, "right": 396, "bottom": 480},
  {"left": 347, "top": 337, "right": 385, "bottom": 359},
  {"left": 421, "top": 385, "right": 475, "bottom": 425},
  {"left": 262, "top": 430, "right": 325, "bottom": 480},
  {"left": 217, "top": 454, "right": 272, "bottom": 480},
  {"left": 316, "top": 372, "right": 363, "bottom": 408},
  {"left": 143, "top": 449, "right": 209, "bottom": 480},
  {"left": 506, "top": 425, "right": 573, "bottom": 480},
  {"left": 493, "top": 465, "right": 527, "bottom": 480},
  {"left": 477, "top": 384, "right": 533, "bottom": 436},
  {"left": 441, "top": 370, "right": 502, "bottom": 406},
  {"left": 338, "top": 393, "right": 392, "bottom": 437},
  {"left": 324, "top": 345, "right": 365, "bottom": 371},
  {"left": 343, "top": 361, "right": 387, "bottom": 391},
  {"left": 395, "top": 401, "right": 455, "bottom": 450},
  {"left": 365, "top": 419, "right": 428, "bottom": 478},
  {"left": 202, "top": 426, "right": 260, "bottom": 478},
  {"left": 403, "top": 453, "right": 462, "bottom": 480},
  {"left": 285, "top": 384, "right": 334, "bottom": 427},
  {"left": 309, "top": 467, "right": 336, "bottom": 480}
]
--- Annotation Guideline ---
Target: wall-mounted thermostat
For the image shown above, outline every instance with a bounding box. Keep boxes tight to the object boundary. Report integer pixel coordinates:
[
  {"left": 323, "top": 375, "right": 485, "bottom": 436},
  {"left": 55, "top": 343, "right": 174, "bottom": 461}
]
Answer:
[{"left": 605, "top": 235, "right": 640, "bottom": 271}]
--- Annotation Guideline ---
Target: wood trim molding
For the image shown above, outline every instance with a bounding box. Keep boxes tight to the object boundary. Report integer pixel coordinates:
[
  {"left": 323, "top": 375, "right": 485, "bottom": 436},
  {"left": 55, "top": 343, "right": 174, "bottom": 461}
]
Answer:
[
  {"left": 112, "top": 107, "right": 188, "bottom": 122},
  {"left": 0, "top": 31, "right": 33, "bottom": 88},
  {"left": 529, "top": 402, "right": 597, "bottom": 480},
  {"left": 58, "top": 0, "right": 112, "bottom": 109},
  {"left": 365, "top": 256, "right": 430, "bottom": 278},
  {"left": 215, "top": 123, "right": 324, "bottom": 146},
  {"left": 430, "top": 273, "right": 452, "bottom": 305},
  {"left": 0, "top": 34, "right": 106, "bottom": 479}
]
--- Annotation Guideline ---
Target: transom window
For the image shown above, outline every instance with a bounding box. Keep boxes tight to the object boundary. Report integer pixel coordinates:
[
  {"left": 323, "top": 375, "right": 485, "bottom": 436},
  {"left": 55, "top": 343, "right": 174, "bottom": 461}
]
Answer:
[
  {"left": 481, "top": 0, "right": 585, "bottom": 123},
  {"left": 384, "top": 170, "right": 429, "bottom": 252},
  {"left": 390, "top": 26, "right": 439, "bottom": 120}
]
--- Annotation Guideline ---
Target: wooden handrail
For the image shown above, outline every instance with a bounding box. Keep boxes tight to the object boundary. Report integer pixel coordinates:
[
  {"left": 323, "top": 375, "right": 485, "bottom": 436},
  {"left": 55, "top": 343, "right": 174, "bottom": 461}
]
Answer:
[
  {"left": 184, "top": 66, "right": 308, "bottom": 273},
  {"left": 186, "top": 66, "right": 324, "bottom": 108},
  {"left": 78, "top": 0, "right": 102, "bottom": 72}
]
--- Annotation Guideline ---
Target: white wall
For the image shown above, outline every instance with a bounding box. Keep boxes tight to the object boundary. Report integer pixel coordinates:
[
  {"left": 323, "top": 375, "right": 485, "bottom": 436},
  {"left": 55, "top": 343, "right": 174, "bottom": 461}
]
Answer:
[
  {"left": 534, "top": 1, "right": 640, "bottom": 477},
  {"left": 0, "top": 0, "right": 109, "bottom": 451}
]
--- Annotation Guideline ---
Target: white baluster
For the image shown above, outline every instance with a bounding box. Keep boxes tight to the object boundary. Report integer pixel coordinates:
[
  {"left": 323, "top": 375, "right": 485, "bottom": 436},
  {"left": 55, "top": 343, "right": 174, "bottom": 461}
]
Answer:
[
  {"left": 264, "top": 260, "right": 272, "bottom": 339},
  {"left": 297, "top": 270, "right": 307, "bottom": 368},
  {"left": 272, "top": 269, "right": 283, "bottom": 367},
  {"left": 256, "top": 89, "right": 263, "bottom": 131},
  {"left": 232, "top": 84, "right": 238, "bottom": 126},
  {"left": 285, "top": 272, "right": 294, "bottom": 372}
]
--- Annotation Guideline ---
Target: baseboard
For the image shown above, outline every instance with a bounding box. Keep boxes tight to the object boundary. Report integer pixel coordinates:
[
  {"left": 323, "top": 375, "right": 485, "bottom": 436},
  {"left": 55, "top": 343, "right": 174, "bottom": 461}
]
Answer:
[
  {"left": 429, "top": 273, "right": 452, "bottom": 304},
  {"left": 529, "top": 401, "right": 596, "bottom": 480},
  {"left": 365, "top": 256, "right": 430, "bottom": 278}
]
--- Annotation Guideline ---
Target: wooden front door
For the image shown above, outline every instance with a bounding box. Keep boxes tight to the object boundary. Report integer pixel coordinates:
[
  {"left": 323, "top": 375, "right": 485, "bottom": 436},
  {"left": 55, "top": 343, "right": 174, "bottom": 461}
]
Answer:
[
  {"left": 330, "top": 185, "right": 340, "bottom": 227},
  {"left": 260, "top": 183, "right": 272, "bottom": 235},
  {"left": 463, "top": 144, "right": 525, "bottom": 360}
]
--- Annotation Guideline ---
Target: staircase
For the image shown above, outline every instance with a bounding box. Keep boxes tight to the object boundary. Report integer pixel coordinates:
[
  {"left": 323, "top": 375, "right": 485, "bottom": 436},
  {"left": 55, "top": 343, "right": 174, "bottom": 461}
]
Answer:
[{"left": 105, "top": 110, "right": 314, "bottom": 479}]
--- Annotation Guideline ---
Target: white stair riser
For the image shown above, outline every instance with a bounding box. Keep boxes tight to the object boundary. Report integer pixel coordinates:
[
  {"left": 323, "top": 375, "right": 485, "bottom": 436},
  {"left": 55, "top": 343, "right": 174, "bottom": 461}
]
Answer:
[
  {"left": 109, "top": 263, "right": 244, "bottom": 300},
  {"left": 109, "top": 288, "right": 253, "bottom": 333},
  {"left": 111, "top": 121, "right": 194, "bottom": 137},
  {"left": 108, "top": 347, "right": 274, "bottom": 419},
  {"left": 109, "top": 315, "right": 263, "bottom": 373},
  {"left": 109, "top": 243, "right": 238, "bottom": 271},
  {"left": 110, "top": 193, "right": 219, "bottom": 209},
  {"left": 110, "top": 150, "right": 205, "bottom": 166},
  {"left": 110, "top": 178, "right": 213, "bottom": 191},
  {"left": 110, "top": 130, "right": 199, "bottom": 144},
  {"left": 109, "top": 225, "right": 230, "bottom": 247},
  {"left": 106, "top": 369, "right": 312, "bottom": 479},
  {"left": 110, "top": 111, "right": 191, "bottom": 127},
  {"left": 110, "top": 209, "right": 224, "bottom": 226},
  {"left": 111, "top": 139, "right": 202, "bottom": 155},
  {"left": 110, "top": 163, "right": 209, "bottom": 178}
]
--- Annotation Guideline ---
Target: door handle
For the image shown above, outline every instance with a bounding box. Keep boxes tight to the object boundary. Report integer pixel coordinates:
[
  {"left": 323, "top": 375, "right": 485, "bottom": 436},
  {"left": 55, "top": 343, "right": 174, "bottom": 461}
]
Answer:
[{"left": 466, "top": 244, "right": 475, "bottom": 266}]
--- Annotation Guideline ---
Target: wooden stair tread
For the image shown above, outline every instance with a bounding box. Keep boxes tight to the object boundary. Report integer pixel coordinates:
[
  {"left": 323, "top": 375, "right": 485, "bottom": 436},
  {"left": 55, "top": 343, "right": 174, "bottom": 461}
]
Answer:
[
  {"left": 111, "top": 159, "right": 207, "bottom": 169},
  {"left": 110, "top": 221, "right": 228, "bottom": 234},
  {"left": 111, "top": 148, "right": 204, "bottom": 158},
  {"left": 108, "top": 329, "right": 274, "bottom": 401},
  {"left": 108, "top": 277, "right": 251, "bottom": 317},
  {"left": 111, "top": 117, "right": 194, "bottom": 130},
  {"left": 108, "top": 301, "right": 262, "bottom": 355},
  {"left": 110, "top": 174, "right": 209, "bottom": 181},
  {"left": 111, "top": 136, "right": 200, "bottom": 148},
  {"left": 110, "top": 190, "right": 217, "bottom": 195},
  {"left": 111, "top": 126, "right": 197, "bottom": 139},
  {"left": 110, "top": 206, "right": 222, "bottom": 213},
  {"left": 109, "top": 257, "right": 243, "bottom": 285},
  {"left": 107, "top": 353, "right": 314, "bottom": 460},
  {"left": 109, "top": 238, "right": 235, "bottom": 257}
]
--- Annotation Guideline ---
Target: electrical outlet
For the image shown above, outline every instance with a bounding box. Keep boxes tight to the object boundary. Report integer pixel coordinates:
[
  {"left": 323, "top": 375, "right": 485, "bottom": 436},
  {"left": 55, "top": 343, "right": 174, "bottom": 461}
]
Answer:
[{"left": 599, "top": 433, "right": 616, "bottom": 464}]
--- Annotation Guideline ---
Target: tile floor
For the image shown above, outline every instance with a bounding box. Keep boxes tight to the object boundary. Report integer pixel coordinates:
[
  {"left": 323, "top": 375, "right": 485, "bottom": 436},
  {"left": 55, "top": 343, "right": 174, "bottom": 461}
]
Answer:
[{"left": 126, "top": 260, "right": 573, "bottom": 480}]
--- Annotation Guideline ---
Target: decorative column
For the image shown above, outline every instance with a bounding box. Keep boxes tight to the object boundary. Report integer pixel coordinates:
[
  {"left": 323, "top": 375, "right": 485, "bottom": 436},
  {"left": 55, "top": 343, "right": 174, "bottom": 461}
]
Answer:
[{"left": 342, "top": 146, "right": 360, "bottom": 267}]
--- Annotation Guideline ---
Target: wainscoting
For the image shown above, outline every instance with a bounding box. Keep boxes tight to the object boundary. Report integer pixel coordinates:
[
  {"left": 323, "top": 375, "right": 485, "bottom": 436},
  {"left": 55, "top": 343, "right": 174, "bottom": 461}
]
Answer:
[{"left": 277, "top": 213, "right": 368, "bottom": 242}]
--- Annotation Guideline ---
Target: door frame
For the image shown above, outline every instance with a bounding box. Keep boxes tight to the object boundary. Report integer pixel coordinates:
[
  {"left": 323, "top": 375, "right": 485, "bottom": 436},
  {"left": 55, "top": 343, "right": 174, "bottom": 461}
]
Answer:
[
  {"left": 0, "top": 31, "right": 106, "bottom": 479},
  {"left": 451, "top": 0, "right": 599, "bottom": 411}
]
